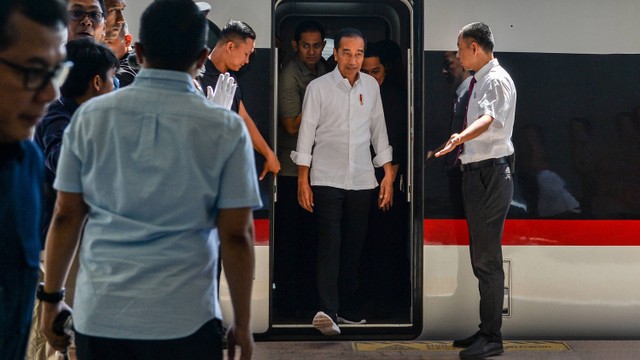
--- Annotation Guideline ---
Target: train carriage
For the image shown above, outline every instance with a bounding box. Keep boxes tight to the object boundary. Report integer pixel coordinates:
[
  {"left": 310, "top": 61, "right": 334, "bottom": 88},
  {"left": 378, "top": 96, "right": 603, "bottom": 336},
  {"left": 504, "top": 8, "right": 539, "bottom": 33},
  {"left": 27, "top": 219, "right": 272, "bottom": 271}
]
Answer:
[{"left": 124, "top": 0, "right": 640, "bottom": 340}]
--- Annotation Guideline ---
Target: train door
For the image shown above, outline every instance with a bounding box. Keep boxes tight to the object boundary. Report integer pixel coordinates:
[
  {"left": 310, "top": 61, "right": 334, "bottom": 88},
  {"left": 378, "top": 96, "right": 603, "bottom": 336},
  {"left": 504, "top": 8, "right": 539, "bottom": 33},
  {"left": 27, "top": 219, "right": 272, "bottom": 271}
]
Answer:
[{"left": 270, "top": 0, "right": 422, "bottom": 338}]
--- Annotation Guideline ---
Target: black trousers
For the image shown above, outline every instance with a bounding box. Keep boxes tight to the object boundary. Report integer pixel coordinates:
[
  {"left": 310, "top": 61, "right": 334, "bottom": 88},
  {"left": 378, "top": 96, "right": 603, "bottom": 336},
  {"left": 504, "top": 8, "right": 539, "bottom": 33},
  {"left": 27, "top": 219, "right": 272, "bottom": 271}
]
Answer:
[
  {"left": 75, "top": 318, "right": 223, "bottom": 360},
  {"left": 361, "top": 175, "right": 409, "bottom": 316},
  {"left": 313, "top": 186, "right": 373, "bottom": 318},
  {"left": 462, "top": 162, "right": 513, "bottom": 342},
  {"left": 273, "top": 176, "right": 317, "bottom": 313}
]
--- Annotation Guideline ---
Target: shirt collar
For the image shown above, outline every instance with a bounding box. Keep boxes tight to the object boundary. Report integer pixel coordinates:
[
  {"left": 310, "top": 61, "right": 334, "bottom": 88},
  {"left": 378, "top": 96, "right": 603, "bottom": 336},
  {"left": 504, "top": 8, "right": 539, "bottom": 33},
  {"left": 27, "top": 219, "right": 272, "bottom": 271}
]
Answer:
[
  {"left": 456, "top": 76, "right": 472, "bottom": 97},
  {"left": 59, "top": 97, "right": 80, "bottom": 114},
  {"left": 134, "top": 68, "right": 196, "bottom": 93},
  {"left": 474, "top": 58, "right": 500, "bottom": 82},
  {"left": 330, "top": 66, "right": 360, "bottom": 89}
]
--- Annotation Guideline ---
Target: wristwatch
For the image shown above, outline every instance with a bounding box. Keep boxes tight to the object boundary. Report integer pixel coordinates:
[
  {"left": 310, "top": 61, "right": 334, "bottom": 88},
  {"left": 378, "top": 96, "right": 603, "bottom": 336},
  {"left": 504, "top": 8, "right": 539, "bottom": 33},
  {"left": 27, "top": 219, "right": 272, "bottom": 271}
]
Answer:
[{"left": 36, "top": 283, "right": 65, "bottom": 304}]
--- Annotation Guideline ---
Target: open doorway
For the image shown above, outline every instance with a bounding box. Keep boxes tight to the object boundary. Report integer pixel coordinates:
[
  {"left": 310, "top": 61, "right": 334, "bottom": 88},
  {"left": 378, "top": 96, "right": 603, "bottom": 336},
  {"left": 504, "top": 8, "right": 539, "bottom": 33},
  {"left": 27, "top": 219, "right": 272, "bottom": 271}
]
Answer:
[{"left": 271, "top": 0, "right": 416, "bottom": 336}]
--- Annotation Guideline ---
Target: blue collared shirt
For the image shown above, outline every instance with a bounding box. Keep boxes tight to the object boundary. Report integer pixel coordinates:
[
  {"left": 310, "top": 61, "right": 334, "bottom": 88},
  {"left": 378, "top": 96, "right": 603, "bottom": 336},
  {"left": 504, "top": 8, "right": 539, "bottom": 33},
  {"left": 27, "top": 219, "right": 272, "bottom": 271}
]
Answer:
[{"left": 54, "top": 68, "right": 262, "bottom": 339}]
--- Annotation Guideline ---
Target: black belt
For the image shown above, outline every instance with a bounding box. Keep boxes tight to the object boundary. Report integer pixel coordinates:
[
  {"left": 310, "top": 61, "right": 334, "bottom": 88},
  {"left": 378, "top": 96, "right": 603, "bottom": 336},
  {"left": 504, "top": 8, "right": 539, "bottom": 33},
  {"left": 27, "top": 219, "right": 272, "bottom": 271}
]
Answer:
[{"left": 460, "top": 156, "right": 509, "bottom": 172}]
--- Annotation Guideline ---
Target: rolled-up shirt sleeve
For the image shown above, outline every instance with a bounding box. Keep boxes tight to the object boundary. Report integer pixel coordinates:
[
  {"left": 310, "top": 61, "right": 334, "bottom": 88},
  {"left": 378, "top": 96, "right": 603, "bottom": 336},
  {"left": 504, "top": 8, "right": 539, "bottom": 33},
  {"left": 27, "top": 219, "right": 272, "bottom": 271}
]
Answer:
[
  {"left": 369, "top": 87, "right": 393, "bottom": 167},
  {"left": 290, "top": 81, "right": 320, "bottom": 167}
]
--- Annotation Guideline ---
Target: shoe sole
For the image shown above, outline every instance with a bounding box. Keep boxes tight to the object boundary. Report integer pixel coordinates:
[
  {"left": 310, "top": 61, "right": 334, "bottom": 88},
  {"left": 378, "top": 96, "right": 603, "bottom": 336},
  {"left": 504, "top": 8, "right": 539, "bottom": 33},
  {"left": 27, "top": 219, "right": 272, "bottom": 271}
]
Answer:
[
  {"left": 453, "top": 333, "right": 479, "bottom": 348},
  {"left": 337, "top": 316, "right": 367, "bottom": 325},
  {"left": 452, "top": 340, "right": 474, "bottom": 348},
  {"left": 459, "top": 348, "right": 504, "bottom": 359},
  {"left": 313, "top": 312, "right": 341, "bottom": 335}
]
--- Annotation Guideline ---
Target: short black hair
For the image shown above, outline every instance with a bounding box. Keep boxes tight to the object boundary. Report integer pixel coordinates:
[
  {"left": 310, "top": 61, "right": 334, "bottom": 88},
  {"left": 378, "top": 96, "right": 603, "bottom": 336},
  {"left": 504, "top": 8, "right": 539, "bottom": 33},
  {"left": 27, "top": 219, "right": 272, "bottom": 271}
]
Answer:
[
  {"left": 333, "top": 27, "right": 365, "bottom": 50},
  {"left": 0, "top": 0, "right": 67, "bottom": 51},
  {"left": 97, "top": 0, "right": 107, "bottom": 14},
  {"left": 139, "top": 0, "right": 207, "bottom": 71},
  {"left": 460, "top": 22, "right": 494, "bottom": 53},
  {"left": 294, "top": 20, "right": 325, "bottom": 43},
  {"left": 66, "top": 0, "right": 107, "bottom": 16},
  {"left": 218, "top": 19, "right": 256, "bottom": 45},
  {"left": 61, "top": 38, "right": 119, "bottom": 98},
  {"left": 364, "top": 42, "right": 383, "bottom": 61}
]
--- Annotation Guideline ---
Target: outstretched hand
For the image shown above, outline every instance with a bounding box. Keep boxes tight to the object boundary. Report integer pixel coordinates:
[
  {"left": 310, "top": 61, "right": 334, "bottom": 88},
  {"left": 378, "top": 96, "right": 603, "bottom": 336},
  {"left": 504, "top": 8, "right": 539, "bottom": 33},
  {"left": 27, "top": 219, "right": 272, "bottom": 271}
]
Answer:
[
  {"left": 434, "top": 133, "right": 462, "bottom": 157},
  {"left": 206, "top": 72, "right": 237, "bottom": 110}
]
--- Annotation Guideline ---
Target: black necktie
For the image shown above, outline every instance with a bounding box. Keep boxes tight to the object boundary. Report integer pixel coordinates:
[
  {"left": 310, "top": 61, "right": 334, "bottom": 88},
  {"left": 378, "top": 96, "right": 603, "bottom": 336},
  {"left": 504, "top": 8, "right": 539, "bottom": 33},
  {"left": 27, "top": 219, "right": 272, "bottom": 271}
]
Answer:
[{"left": 455, "top": 76, "right": 477, "bottom": 164}]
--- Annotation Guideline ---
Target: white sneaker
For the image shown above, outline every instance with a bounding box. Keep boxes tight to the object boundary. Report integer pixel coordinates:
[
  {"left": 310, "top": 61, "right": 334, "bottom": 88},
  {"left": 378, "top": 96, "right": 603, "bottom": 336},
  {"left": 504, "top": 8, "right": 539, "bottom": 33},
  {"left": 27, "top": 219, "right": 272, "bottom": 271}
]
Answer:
[
  {"left": 312, "top": 311, "right": 341, "bottom": 335},
  {"left": 337, "top": 315, "right": 366, "bottom": 324}
]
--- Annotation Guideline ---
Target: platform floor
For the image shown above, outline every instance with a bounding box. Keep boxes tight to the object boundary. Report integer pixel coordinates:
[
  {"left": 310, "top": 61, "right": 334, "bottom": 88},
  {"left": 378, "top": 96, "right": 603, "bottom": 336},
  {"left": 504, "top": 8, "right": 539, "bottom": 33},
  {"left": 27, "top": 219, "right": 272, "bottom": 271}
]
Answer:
[{"left": 236, "top": 340, "right": 640, "bottom": 359}]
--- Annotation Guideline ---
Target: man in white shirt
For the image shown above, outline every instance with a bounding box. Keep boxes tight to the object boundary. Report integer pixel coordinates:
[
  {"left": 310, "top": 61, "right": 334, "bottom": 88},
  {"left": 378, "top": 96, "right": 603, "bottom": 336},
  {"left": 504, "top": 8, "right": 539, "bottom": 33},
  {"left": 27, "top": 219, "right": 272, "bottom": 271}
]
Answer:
[
  {"left": 291, "top": 27, "right": 394, "bottom": 336},
  {"left": 436, "top": 22, "right": 516, "bottom": 359}
]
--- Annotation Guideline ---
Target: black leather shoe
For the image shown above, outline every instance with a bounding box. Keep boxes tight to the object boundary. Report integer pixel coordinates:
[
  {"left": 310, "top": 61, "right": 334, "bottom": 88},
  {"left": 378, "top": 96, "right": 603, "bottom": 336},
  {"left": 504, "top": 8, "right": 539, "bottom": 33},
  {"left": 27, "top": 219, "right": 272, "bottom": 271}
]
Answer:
[
  {"left": 459, "top": 336, "right": 504, "bottom": 359},
  {"left": 453, "top": 331, "right": 480, "bottom": 348}
]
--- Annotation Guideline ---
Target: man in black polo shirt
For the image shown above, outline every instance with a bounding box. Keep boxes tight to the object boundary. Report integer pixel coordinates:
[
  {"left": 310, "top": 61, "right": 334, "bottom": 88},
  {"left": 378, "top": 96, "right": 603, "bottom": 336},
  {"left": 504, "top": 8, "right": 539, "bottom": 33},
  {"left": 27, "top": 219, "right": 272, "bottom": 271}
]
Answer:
[{"left": 199, "top": 19, "right": 280, "bottom": 180}]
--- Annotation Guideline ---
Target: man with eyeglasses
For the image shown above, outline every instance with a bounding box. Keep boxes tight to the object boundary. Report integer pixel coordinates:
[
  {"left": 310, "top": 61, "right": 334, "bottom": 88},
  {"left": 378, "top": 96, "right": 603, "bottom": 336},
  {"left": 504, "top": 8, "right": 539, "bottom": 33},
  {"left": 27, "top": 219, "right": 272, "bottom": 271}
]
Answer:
[
  {"left": 0, "top": 0, "right": 68, "bottom": 359},
  {"left": 67, "top": 0, "right": 106, "bottom": 42}
]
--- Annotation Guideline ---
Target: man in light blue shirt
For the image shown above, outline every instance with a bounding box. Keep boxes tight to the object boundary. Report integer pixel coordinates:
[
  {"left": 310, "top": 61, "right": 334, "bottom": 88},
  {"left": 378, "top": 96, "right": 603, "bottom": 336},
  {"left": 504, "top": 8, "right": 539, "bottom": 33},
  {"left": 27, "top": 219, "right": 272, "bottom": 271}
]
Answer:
[{"left": 40, "top": 1, "right": 260, "bottom": 359}]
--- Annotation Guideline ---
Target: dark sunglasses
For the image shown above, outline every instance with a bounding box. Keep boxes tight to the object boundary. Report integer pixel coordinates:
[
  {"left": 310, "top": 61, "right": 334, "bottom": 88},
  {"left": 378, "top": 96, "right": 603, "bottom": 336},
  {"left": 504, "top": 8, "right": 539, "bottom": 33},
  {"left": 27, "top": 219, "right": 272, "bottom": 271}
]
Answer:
[{"left": 68, "top": 10, "right": 104, "bottom": 22}]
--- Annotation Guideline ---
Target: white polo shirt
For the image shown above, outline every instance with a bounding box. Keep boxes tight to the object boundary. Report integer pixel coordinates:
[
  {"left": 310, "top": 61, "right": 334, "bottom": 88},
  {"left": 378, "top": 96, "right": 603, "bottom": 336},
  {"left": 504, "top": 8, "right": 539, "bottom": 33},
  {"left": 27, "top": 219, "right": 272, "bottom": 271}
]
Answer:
[
  {"left": 461, "top": 58, "right": 516, "bottom": 164},
  {"left": 291, "top": 67, "right": 393, "bottom": 190}
]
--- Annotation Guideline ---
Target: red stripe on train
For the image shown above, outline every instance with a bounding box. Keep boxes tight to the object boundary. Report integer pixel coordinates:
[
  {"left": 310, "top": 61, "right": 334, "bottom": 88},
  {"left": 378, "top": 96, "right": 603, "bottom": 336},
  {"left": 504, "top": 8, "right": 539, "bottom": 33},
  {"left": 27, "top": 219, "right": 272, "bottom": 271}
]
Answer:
[
  {"left": 255, "top": 219, "right": 270, "bottom": 246},
  {"left": 424, "top": 219, "right": 640, "bottom": 246},
  {"left": 254, "top": 219, "right": 640, "bottom": 246}
]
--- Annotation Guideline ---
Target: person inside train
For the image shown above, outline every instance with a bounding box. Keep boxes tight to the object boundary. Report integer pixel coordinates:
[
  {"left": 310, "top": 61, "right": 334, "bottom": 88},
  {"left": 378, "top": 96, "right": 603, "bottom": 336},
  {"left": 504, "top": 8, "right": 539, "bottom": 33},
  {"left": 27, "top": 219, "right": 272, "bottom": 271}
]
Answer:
[
  {"left": 199, "top": 19, "right": 281, "bottom": 181},
  {"left": 40, "top": 1, "right": 260, "bottom": 358},
  {"left": 292, "top": 27, "right": 394, "bottom": 335},
  {"left": 105, "top": 22, "right": 138, "bottom": 87},
  {"left": 273, "top": 19, "right": 327, "bottom": 320},
  {"left": 516, "top": 124, "right": 580, "bottom": 218},
  {"left": 374, "top": 39, "right": 405, "bottom": 89},
  {"left": 358, "top": 40, "right": 410, "bottom": 320},
  {"left": 0, "top": 0, "right": 68, "bottom": 359},
  {"left": 67, "top": 0, "right": 106, "bottom": 42},
  {"left": 435, "top": 21, "right": 516, "bottom": 359}
]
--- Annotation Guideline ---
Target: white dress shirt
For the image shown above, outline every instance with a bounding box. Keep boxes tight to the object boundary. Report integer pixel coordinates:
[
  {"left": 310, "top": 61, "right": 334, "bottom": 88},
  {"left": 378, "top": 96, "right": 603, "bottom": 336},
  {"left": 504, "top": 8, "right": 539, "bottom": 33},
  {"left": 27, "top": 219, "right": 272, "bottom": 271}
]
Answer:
[
  {"left": 291, "top": 67, "right": 392, "bottom": 190},
  {"left": 461, "top": 58, "right": 517, "bottom": 164}
]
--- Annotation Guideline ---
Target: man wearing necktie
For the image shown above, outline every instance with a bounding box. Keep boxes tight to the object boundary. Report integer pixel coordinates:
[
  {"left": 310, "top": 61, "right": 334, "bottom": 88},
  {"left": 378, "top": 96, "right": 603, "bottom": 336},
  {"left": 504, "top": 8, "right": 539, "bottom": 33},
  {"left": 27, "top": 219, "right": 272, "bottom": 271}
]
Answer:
[{"left": 435, "top": 22, "right": 517, "bottom": 359}]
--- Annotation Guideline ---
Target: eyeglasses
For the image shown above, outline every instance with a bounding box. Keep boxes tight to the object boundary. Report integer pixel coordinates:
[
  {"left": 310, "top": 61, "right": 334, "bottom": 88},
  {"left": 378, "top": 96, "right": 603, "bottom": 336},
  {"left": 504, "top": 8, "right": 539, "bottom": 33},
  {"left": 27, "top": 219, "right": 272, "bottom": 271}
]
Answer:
[
  {"left": 0, "top": 58, "right": 73, "bottom": 91},
  {"left": 68, "top": 10, "right": 104, "bottom": 22}
]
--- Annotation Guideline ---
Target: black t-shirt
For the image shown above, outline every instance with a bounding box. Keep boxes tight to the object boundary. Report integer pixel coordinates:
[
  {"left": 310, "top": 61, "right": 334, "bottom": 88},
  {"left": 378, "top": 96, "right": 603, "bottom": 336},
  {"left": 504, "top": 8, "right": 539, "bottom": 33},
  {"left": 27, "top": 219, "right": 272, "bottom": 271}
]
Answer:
[
  {"left": 116, "top": 51, "right": 139, "bottom": 88},
  {"left": 198, "top": 60, "right": 242, "bottom": 114}
]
